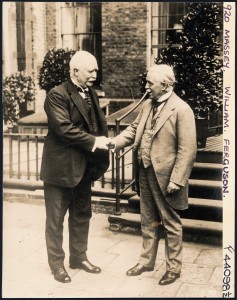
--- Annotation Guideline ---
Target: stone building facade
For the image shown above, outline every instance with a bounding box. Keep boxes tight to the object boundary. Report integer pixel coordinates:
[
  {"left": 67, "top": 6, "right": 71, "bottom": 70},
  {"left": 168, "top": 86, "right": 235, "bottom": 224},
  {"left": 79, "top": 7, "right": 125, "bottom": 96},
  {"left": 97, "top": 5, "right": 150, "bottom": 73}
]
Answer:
[{"left": 2, "top": 2, "right": 223, "bottom": 115}]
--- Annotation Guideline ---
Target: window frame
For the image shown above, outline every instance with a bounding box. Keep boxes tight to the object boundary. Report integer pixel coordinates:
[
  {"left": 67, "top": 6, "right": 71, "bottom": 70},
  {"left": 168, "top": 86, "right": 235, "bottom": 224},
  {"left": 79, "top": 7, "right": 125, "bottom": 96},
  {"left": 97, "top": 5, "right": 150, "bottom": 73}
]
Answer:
[
  {"left": 60, "top": 2, "right": 102, "bottom": 86},
  {"left": 150, "top": 2, "right": 188, "bottom": 60}
]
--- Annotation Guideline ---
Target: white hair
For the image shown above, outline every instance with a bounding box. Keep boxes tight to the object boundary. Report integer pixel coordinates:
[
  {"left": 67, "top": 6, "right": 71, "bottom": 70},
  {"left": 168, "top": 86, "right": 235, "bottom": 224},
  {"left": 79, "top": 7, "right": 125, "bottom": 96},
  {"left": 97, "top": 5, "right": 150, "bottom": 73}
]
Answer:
[
  {"left": 148, "top": 64, "right": 176, "bottom": 86},
  {"left": 69, "top": 51, "right": 97, "bottom": 76}
]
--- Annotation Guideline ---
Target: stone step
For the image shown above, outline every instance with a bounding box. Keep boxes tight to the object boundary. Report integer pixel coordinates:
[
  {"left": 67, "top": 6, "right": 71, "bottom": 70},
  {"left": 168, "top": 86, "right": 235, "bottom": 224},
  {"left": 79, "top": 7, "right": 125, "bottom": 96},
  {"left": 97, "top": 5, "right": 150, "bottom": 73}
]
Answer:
[
  {"left": 191, "top": 162, "right": 222, "bottom": 180},
  {"left": 189, "top": 179, "right": 222, "bottom": 200},
  {"left": 128, "top": 196, "right": 222, "bottom": 222},
  {"left": 97, "top": 176, "right": 223, "bottom": 200},
  {"left": 3, "top": 177, "right": 222, "bottom": 202},
  {"left": 108, "top": 213, "right": 222, "bottom": 246},
  {"left": 196, "top": 150, "right": 222, "bottom": 164}
]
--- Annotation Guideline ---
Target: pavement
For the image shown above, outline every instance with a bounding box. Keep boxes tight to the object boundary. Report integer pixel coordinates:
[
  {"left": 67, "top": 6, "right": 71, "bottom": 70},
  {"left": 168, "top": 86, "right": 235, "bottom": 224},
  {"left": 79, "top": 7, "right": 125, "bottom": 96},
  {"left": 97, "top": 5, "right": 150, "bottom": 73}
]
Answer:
[{"left": 2, "top": 201, "right": 223, "bottom": 298}]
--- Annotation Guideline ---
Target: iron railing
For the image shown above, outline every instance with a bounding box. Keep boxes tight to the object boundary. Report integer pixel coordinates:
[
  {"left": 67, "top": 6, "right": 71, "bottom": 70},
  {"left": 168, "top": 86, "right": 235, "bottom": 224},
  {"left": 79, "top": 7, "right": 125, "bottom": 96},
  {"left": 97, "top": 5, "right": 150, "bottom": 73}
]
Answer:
[
  {"left": 114, "top": 91, "right": 148, "bottom": 215},
  {"left": 3, "top": 133, "right": 45, "bottom": 181},
  {"left": 3, "top": 132, "right": 114, "bottom": 190}
]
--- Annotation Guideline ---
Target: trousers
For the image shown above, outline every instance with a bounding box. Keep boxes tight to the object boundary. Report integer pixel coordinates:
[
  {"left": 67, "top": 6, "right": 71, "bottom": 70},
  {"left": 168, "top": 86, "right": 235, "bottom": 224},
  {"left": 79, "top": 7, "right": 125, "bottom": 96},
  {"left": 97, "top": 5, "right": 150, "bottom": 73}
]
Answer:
[
  {"left": 44, "top": 171, "right": 92, "bottom": 270},
  {"left": 138, "top": 163, "right": 183, "bottom": 273}
]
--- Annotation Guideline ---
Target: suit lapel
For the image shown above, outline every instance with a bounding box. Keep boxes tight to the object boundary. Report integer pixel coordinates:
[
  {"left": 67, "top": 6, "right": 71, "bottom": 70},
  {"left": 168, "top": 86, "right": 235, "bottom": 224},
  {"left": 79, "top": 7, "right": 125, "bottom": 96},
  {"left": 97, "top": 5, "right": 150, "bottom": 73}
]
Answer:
[
  {"left": 67, "top": 80, "right": 108, "bottom": 134},
  {"left": 153, "top": 93, "right": 176, "bottom": 136},
  {"left": 67, "top": 80, "right": 91, "bottom": 125},
  {"left": 71, "top": 93, "right": 91, "bottom": 125}
]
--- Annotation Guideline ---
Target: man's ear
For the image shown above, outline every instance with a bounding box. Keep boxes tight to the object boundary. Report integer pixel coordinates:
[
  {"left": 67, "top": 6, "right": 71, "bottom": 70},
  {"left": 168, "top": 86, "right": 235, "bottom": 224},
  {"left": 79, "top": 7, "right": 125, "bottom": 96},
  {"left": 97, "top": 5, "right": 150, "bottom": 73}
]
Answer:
[
  {"left": 162, "top": 83, "right": 168, "bottom": 92},
  {"left": 74, "top": 68, "right": 79, "bottom": 76}
]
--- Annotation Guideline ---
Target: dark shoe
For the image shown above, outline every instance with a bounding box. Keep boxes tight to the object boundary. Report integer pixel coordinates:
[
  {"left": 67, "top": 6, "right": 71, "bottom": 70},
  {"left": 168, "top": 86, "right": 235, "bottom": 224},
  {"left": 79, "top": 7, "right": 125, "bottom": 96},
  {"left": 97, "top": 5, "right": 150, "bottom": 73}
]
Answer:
[
  {"left": 159, "top": 271, "right": 180, "bottom": 285},
  {"left": 52, "top": 266, "right": 71, "bottom": 283},
  {"left": 126, "top": 263, "right": 154, "bottom": 276},
  {"left": 70, "top": 259, "right": 101, "bottom": 274}
]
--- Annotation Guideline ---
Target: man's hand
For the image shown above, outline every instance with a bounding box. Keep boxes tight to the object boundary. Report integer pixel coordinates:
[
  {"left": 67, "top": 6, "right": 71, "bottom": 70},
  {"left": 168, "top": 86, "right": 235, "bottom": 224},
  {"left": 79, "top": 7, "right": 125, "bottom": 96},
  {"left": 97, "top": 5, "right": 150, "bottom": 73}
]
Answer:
[
  {"left": 94, "top": 136, "right": 111, "bottom": 150},
  {"left": 167, "top": 181, "right": 181, "bottom": 195},
  {"left": 106, "top": 138, "right": 116, "bottom": 150}
]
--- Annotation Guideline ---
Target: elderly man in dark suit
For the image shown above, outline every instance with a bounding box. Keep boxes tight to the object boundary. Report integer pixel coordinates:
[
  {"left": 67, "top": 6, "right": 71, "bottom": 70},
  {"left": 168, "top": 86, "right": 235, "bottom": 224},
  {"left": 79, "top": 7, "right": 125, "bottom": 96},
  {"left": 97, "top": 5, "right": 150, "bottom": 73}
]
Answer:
[
  {"left": 111, "top": 64, "right": 197, "bottom": 285},
  {"left": 40, "top": 51, "right": 110, "bottom": 283}
]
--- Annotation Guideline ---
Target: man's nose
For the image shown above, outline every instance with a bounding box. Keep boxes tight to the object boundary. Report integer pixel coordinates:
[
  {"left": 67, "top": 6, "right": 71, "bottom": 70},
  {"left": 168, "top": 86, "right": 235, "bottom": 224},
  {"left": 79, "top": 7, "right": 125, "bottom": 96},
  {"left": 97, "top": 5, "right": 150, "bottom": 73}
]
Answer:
[
  {"left": 145, "top": 83, "right": 150, "bottom": 90},
  {"left": 91, "top": 70, "right": 97, "bottom": 78}
]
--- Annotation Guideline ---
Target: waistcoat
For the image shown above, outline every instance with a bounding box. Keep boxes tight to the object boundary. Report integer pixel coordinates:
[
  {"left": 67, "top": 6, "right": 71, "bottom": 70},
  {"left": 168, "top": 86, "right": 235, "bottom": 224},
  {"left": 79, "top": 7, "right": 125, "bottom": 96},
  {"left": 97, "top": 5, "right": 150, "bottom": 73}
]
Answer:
[{"left": 137, "top": 110, "right": 154, "bottom": 168}]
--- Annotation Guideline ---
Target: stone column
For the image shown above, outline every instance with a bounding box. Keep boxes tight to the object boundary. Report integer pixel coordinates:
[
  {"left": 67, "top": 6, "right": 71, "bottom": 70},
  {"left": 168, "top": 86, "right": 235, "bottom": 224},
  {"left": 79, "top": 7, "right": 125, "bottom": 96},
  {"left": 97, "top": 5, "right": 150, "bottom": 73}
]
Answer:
[
  {"left": 2, "top": 2, "right": 18, "bottom": 77},
  {"left": 31, "top": 2, "right": 47, "bottom": 112}
]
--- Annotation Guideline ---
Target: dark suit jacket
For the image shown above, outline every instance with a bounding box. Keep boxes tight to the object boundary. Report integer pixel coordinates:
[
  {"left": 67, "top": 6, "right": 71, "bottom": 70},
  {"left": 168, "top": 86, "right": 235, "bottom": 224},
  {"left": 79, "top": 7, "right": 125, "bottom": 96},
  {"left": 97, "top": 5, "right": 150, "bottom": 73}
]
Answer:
[{"left": 40, "top": 79, "right": 109, "bottom": 187}]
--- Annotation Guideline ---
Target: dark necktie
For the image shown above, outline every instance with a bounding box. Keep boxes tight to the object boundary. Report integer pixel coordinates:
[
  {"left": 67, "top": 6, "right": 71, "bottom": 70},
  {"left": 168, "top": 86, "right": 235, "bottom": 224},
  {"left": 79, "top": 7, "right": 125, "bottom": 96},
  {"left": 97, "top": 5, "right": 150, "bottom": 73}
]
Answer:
[
  {"left": 151, "top": 101, "right": 166, "bottom": 129},
  {"left": 152, "top": 101, "right": 164, "bottom": 115},
  {"left": 77, "top": 86, "right": 91, "bottom": 106},
  {"left": 83, "top": 90, "right": 91, "bottom": 107}
]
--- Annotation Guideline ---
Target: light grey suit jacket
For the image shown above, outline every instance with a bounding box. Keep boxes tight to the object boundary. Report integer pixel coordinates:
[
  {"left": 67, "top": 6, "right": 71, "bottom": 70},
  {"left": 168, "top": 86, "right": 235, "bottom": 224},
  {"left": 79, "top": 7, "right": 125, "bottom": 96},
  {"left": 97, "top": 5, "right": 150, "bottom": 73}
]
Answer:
[{"left": 114, "top": 92, "right": 197, "bottom": 210}]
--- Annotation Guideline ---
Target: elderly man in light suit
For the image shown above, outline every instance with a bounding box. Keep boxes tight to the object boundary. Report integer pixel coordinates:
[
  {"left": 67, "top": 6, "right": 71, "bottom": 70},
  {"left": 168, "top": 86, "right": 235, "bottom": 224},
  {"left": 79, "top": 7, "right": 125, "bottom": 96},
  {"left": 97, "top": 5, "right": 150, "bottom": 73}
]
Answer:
[{"left": 111, "top": 64, "right": 197, "bottom": 285}]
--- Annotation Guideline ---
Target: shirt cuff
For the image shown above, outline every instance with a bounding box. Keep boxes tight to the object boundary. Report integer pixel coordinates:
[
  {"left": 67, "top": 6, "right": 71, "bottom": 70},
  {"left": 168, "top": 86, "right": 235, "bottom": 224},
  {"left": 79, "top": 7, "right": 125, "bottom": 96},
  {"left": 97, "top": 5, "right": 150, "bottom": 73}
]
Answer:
[
  {"left": 110, "top": 140, "right": 116, "bottom": 152},
  {"left": 91, "top": 138, "right": 98, "bottom": 152}
]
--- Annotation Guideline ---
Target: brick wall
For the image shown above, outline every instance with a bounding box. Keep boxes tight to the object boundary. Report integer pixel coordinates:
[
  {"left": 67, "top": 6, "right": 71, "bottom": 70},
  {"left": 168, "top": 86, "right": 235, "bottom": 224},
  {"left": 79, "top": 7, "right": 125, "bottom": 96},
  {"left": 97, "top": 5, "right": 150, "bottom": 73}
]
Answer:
[
  {"left": 102, "top": 2, "right": 148, "bottom": 99},
  {"left": 106, "top": 99, "right": 134, "bottom": 115}
]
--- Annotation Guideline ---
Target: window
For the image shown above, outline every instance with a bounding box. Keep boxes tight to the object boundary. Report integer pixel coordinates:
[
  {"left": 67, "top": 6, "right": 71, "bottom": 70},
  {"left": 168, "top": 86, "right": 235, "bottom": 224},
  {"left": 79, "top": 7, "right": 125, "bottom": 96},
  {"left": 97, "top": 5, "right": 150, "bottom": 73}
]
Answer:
[
  {"left": 151, "top": 2, "right": 223, "bottom": 62},
  {"left": 151, "top": 2, "right": 188, "bottom": 61},
  {"left": 60, "top": 2, "right": 102, "bottom": 86},
  {"left": 16, "top": 2, "right": 26, "bottom": 71}
]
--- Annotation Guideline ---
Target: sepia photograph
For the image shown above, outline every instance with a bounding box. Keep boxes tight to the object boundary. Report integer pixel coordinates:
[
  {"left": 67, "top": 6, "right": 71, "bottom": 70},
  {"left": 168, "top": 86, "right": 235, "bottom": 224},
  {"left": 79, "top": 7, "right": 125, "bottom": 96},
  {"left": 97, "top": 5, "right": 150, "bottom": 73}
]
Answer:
[{"left": 2, "top": 1, "right": 235, "bottom": 298}]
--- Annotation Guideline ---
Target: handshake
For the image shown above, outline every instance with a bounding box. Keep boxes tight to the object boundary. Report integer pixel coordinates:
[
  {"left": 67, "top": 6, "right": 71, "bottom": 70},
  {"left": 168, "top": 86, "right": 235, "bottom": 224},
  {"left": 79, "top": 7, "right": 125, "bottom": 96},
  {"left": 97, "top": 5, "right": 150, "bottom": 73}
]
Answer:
[{"left": 95, "top": 136, "right": 116, "bottom": 151}]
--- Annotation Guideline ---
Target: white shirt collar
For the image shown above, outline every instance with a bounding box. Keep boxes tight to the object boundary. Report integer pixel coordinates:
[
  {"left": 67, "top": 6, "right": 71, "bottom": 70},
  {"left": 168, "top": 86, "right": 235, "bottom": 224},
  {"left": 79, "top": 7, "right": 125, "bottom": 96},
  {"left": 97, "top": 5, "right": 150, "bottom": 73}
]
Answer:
[
  {"left": 157, "top": 90, "right": 173, "bottom": 103},
  {"left": 71, "top": 78, "right": 88, "bottom": 92}
]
